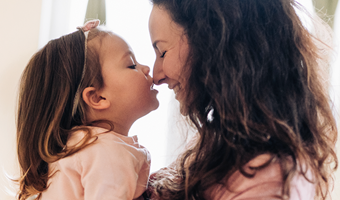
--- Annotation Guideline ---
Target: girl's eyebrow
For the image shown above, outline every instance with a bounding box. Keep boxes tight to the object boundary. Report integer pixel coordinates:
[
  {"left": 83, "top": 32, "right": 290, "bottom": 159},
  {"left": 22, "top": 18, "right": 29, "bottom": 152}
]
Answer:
[
  {"left": 121, "top": 51, "right": 134, "bottom": 60},
  {"left": 121, "top": 51, "right": 137, "bottom": 64}
]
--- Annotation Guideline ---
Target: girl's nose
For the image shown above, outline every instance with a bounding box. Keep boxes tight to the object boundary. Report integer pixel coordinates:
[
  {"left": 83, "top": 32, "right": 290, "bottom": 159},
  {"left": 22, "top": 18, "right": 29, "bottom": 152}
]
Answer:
[{"left": 140, "top": 65, "right": 150, "bottom": 75}]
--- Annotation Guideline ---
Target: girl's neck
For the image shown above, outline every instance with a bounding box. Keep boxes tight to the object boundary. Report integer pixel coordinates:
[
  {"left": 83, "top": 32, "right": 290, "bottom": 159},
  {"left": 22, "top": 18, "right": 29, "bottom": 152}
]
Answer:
[
  {"left": 92, "top": 120, "right": 131, "bottom": 136},
  {"left": 86, "top": 109, "right": 135, "bottom": 136}
]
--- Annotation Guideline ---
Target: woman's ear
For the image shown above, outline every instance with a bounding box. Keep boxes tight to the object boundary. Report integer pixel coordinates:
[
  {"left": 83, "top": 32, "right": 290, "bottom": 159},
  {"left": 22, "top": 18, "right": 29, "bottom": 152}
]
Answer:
[{"left": 82, "top": 87, "right": 110, "bottom": 110}]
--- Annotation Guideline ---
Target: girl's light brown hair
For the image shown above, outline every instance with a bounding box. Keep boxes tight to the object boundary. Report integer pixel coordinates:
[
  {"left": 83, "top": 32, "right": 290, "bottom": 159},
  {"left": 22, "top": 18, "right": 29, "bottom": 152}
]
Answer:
[
  {"left": 16, "top": 28, "right": 111, "bottom": 200},
  {"left": 149, "top": 0, "right": 338, "bottom": 199}
]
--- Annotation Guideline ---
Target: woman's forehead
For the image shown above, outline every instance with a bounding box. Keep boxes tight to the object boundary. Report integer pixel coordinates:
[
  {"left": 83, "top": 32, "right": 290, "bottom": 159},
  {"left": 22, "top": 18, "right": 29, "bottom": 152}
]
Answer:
[
  {"left": 149, "top": 6, "right": 186, "bottom": 42},
  {"left": 149, "top": 6, "right": 170, "bottom": 36}
]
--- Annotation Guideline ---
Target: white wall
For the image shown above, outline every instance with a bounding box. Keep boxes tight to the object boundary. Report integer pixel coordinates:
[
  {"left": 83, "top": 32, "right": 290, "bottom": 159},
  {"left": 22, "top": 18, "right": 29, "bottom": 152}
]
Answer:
[{"left": 0, "top": 0, "right": 42, "bottom": 199}]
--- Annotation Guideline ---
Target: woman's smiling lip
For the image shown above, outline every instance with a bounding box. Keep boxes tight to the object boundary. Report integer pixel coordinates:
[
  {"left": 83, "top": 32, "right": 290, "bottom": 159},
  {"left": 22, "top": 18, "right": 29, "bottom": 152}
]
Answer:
[
  {"left": 173, "top": 84, "right": 180, "bottom": 95},
  {"left": 169, "top": 84, "right": 181, "bottom": 97}
]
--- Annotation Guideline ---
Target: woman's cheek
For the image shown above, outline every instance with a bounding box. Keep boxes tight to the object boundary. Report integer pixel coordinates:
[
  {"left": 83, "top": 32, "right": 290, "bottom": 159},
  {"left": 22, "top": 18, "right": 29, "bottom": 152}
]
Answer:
[{"left": 162, "top": 59, "right": 179, "bottom": 79}]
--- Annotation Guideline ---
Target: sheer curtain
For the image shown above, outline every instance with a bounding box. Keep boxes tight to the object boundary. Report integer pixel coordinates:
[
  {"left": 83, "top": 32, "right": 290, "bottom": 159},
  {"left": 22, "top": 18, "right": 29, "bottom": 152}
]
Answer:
[{"left": 330, "top": 1, "right": 340, "bottom": 199}]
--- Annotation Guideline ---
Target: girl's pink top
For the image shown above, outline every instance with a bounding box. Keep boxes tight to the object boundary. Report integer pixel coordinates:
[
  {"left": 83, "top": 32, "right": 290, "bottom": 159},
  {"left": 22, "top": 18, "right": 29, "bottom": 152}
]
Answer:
[
  {"left": 41, "top": 127, "right": 151, "bottom": 200},
  {"left": 204, "top": 154, "right": 315, "bottom": 200}
]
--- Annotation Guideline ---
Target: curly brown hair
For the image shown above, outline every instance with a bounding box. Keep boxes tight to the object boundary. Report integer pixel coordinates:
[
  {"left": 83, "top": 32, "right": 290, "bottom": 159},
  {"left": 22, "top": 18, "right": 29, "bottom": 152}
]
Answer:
[
  {"left": 16, "top": 28, "right": 112, "bottom": 199},
  {"left": 149, "top": 0, "right": 338, "bottom": 199}
]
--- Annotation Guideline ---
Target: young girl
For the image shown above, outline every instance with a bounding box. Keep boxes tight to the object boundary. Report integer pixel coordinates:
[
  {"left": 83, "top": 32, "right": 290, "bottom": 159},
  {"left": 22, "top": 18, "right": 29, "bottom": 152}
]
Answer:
[{"left": 16, "top": 20, "right": 159, "bottom": 200}]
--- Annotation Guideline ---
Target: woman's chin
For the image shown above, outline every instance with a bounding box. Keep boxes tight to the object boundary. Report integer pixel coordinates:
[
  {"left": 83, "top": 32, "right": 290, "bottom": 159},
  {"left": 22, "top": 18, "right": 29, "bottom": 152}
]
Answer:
[
  {"left": 176, "top": 91, "right": 190, "bottom": 116},
  {"left": 179, "top": 103, "right": 189, "bottom": 116}
]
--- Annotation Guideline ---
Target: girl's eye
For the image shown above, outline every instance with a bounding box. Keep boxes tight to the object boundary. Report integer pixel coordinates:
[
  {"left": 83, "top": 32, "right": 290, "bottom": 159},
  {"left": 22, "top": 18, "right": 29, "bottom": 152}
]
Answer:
[
  {"left": 128, "top": 65, "right": 136, "bottom": 69},
  {"left": 160, "top": 51, "right": 167, "bottom": 58}
]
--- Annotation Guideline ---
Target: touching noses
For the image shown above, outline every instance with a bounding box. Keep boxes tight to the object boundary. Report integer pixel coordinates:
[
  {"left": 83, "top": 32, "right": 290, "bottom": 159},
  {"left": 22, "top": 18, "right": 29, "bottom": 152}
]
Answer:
[
  {"left": 140, "top": 64, "right": 150, "bottom": 76},
  {"left": 152, "top": 59, "right": 166, "bottom": 85}
]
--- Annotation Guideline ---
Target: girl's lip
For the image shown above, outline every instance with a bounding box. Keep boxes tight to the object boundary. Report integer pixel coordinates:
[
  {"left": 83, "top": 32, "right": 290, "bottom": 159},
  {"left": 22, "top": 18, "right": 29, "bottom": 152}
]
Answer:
[{"left": 150, "top": 83, "right": 159, "bottom": 93}]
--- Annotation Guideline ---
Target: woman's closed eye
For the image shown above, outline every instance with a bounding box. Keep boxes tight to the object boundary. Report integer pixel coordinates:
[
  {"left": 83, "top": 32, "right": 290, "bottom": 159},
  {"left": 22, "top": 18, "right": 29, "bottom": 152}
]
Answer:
[{"left": 160, "top": 51, "right": 167, "bottom": 58}]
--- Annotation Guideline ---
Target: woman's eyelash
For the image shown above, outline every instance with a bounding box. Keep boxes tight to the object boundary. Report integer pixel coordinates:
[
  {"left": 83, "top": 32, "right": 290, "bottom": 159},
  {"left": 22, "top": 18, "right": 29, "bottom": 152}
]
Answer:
[
  {"left": 128, "top": 65, "right": 136, "bottom": 69},
  {"left": 160, "top": 51, "right": 167, "bottom": 58}
]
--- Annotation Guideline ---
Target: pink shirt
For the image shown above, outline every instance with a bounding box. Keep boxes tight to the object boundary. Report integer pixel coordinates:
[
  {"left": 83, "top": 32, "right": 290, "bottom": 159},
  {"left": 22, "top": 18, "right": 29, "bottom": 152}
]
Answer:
[
  {"left": 204, "top": 155, "right": 315, "bottom": 200},
  {"left": 41, "top": 127, "right": 151, "bottom": 200}
]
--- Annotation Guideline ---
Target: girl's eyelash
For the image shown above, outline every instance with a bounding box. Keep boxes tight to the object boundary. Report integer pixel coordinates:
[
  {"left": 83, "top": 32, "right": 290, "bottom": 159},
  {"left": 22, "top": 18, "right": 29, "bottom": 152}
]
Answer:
[
  {"left": 128, "top": 65, "right": 136, "bottom": 69},
  {"left": 160, "top": 51, "right": 167, "bottom": 58}
]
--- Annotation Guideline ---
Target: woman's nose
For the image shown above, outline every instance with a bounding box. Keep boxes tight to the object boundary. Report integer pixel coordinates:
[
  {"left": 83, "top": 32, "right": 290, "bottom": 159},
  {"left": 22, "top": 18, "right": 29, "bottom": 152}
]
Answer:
[{"left": 152, "top": 60, "right": 166, "bottom": 85}]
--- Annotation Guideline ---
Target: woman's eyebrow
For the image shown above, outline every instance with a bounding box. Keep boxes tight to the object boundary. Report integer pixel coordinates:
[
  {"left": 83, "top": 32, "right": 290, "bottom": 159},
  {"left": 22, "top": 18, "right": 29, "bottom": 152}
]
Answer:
[
  {"left": 152, "top": 40, "right": 166, "bottom": 50},
  {"left": 152, "top": 41, "right": 159, "bottom": 50}
]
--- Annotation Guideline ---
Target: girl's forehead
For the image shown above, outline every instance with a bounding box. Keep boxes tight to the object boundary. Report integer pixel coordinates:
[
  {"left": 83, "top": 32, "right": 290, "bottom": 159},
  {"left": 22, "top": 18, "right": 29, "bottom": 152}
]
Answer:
[
  {"left": 102, "top": 34, "right": 131, "bottom": 54},
  {"left": 98, "top": 34, "right": 134, "bottom": 64},
  {"left": 106, "top": 34, "right": 128, "bottom": 47}
]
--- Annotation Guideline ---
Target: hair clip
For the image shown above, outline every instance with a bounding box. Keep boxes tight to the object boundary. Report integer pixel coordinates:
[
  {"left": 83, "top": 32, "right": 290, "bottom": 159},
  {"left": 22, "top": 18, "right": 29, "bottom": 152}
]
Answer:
[{"left": 77, "top": 19, "right": 100, "bottom": 32}]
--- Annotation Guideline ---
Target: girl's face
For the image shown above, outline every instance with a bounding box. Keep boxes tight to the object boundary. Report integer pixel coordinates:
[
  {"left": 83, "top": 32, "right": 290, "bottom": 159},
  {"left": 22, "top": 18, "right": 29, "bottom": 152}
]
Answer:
[
  {"left": 149, "top": 5, "right": 190, "bottom": 107},
  {"left": 99, "top": 34, "right": 159, "bottom": 123}
]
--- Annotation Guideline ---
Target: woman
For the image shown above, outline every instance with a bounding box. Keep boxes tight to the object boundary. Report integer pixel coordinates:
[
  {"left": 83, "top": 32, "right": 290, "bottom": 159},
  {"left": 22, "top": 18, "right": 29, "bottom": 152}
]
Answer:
[{"left": 147, "top": 0, "right": 338, "bottom": 199}]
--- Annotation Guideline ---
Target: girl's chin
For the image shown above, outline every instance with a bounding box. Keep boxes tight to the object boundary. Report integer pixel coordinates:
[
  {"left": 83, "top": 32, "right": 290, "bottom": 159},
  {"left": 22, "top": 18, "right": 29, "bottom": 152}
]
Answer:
[
  {"left": 151, "top": 99, "right": 160, "bottom": 111},
  {"left": 145, "top": 99, "right": 160, "bottom": 115},
  {"left": 135, "top": 98, "right": 160, "bottom": 120}
]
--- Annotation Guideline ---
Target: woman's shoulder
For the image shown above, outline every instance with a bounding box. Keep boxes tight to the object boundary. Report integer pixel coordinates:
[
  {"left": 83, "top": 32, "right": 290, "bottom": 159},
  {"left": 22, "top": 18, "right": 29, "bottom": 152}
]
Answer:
[
  {"left": 205, "top": 154, "right": 315, "bottom": 200},
  {"left": 224, "top": 154, "right": 283, "bottom": 198}
]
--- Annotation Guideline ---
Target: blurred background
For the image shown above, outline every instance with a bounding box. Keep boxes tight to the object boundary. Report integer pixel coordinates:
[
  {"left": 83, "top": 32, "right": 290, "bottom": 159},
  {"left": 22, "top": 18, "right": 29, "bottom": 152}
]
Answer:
[{"left": 0, "top": 0, "right": 339, "bottom": 199}]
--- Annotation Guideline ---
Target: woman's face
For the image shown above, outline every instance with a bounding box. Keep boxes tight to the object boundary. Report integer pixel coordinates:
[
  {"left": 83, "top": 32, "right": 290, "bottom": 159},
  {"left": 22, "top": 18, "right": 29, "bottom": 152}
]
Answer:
[{"left": 149, "top": 5, "right": 190, "bottom": 105}]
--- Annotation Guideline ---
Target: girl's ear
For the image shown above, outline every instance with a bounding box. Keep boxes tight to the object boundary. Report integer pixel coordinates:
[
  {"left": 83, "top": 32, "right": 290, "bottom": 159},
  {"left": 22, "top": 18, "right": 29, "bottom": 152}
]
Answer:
[{"left": 82, "top": 87, "right": 110, "bottom": 110}]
